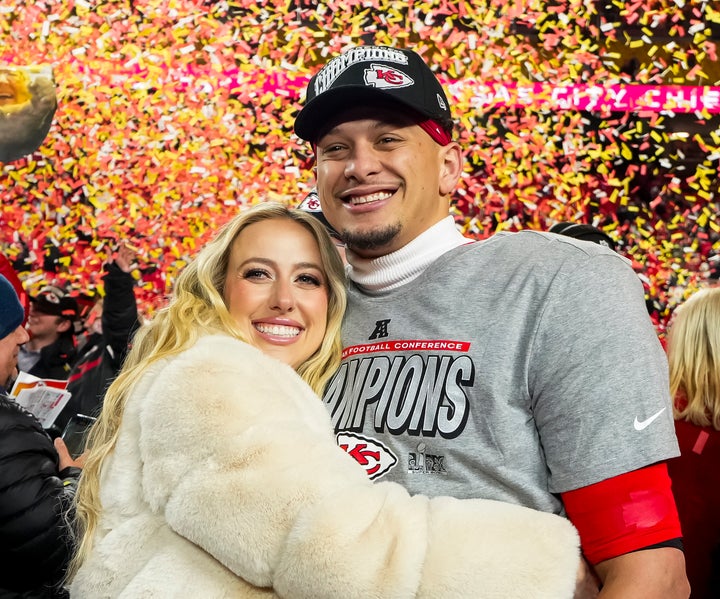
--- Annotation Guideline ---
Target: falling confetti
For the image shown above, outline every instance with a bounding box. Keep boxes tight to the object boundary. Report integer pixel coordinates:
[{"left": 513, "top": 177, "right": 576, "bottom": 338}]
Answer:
[{"left": 1, "top": 0, "right": 718, "bottom": 332}]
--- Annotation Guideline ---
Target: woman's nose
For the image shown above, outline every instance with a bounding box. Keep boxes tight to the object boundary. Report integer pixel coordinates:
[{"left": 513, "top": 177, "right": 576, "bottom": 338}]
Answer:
[{"left": 270, "top": 281, "right": 295, "bottom": 312}]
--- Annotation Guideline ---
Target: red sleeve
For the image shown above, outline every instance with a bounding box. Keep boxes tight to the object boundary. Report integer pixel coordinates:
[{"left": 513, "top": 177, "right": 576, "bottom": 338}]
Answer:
[{"left": 561, "top": 463, "right": 682, "bottom": 564}]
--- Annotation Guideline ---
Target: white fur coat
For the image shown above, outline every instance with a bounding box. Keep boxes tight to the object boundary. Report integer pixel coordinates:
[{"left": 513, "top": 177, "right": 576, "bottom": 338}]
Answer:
[{"left": 70, "top": 334, "right": 580, "bottom": 598}]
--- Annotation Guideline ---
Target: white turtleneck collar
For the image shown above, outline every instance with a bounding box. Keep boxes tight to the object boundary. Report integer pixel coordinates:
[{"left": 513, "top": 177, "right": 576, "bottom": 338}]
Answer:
[{"left": 345, "top": 216, "right": 471, "bottom": 294}]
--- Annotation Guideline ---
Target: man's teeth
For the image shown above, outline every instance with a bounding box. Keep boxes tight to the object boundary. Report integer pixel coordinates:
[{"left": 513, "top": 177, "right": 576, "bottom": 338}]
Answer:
[
  {"left": 350, "top": 191, "right": 392, "bottom": 205},
  {"left": 255, "top": 323, "right": 300, "bottom": 337}
]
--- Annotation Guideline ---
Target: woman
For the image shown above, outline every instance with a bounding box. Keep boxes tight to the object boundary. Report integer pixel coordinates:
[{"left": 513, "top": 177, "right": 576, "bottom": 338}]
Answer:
[
  {"left": 69, "top": 203, "right": 580, "bottom": 598},
  {"left": 666, "top": 287, "right": 720, "bottom": 599}
]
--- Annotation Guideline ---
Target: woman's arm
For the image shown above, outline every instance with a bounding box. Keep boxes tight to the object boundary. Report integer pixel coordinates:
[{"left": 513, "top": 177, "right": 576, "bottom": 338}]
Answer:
[{"left": 138, "top": 336, "right": 580, "bottom": 599}]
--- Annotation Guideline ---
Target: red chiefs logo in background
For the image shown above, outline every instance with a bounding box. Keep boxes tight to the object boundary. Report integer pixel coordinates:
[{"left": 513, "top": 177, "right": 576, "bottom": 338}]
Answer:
[
  {"left": 337, "top": 431, "right": 398, "bottom": 480},
  {"left": 363, "top": 64, "right": 414, "bottom": 90}
]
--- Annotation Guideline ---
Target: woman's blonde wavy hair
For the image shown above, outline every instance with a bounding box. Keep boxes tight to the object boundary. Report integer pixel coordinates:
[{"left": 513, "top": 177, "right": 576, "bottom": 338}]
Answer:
[
  {"left": 667, "top": 286, "right": 720, "bottom": 431},
  {"left": 68, "top": 202, "right": 347, "bottom": 578}
]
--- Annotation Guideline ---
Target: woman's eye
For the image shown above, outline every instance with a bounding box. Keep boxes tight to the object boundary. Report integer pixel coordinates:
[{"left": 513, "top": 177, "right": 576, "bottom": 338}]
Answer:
[
  {"left": 297, "top": 274, "right": 321, "bottom": 286},
  {"left": 244, "top": 268, "right": 270, "bottom": 280}
]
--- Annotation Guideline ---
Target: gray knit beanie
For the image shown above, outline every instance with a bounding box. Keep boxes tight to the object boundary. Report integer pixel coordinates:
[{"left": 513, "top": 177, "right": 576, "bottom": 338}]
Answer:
[{"left": 0, "top": 274, "right": 24, "bottom": 340}]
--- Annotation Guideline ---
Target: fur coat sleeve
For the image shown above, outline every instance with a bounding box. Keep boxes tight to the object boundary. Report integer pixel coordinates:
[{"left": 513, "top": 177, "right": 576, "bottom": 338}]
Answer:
[{"left": 135, "top": 334, "right": 580, "bottom": 599}]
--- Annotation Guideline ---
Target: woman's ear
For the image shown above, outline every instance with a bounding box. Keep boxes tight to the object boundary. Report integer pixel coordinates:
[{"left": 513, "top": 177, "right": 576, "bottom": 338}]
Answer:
[{"left": 438, "top": 142, "right": 463, "bottom": 196}]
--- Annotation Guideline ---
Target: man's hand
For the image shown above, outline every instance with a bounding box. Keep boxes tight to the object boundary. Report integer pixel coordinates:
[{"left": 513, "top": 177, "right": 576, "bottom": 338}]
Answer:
[
  {"left": 114, "top": 243, "right": 138, "bottom": 273},
  {"left": 594, "top": 548, "right": 690, "bottom": 598},
  {"left": 574, "top": 557, "right": 600, "bottom": 598},
  {"left": 54, "top": 436, "right": 87, "bottom": 470}
]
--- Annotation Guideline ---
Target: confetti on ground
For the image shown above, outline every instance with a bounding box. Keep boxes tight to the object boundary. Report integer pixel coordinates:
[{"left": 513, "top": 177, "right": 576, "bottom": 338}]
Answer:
[{"left": 1, "top": 0, "right": 718, "bottom": 333}]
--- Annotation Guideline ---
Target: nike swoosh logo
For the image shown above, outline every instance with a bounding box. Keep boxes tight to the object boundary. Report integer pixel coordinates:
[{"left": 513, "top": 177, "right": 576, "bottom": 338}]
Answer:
[{"left": 633, "top": 408, "right": 667, "bottom": 431}]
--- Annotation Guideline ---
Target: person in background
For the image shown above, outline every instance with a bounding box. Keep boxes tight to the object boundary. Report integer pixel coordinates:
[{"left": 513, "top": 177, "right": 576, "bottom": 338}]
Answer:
[
  {"left": 0, "top": 251, "right": 30, "bottom": 318},
  {"left": 69, "top": 203, "right": 580, "bottom": 598},
  {"left": 54, "top": 243, "right": 140, "bottom": 434},
  {"left": 548, "top": 222, "right": 617, "bottom": 251},
  {"left": 17, "top": 284, "right": 79, "bottom": 381},
  {"left": 298, "top": 188, "right": 348, "bottom": 264},
  {"left": 293, "top": 44, "right": 688, "bottom": 598},
  {"left": 665, "top": 286, "right": 720, "bottom": 599},
  {"left": 0, "top": 274, "right": 82, "bottom": 598}
]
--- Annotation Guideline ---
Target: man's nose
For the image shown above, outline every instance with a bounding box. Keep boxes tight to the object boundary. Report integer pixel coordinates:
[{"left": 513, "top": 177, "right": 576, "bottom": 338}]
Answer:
[
  {"left": 344, "top": 143, "right": 381, "bottom": 180},
  {"left": 15, "top": 325, "right": 30, "bottom": 344}
]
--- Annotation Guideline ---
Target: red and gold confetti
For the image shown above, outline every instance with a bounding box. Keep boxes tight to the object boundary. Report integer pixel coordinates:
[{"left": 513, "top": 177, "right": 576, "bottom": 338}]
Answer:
[{"left": 1, "top": 0, "right": 718, "bottom": 332}]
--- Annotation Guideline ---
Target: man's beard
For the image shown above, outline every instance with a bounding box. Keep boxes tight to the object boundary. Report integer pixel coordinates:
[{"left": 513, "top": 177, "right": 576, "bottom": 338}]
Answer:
[{"left": 341, "top": 223, "right": 402, "bottom": 252}]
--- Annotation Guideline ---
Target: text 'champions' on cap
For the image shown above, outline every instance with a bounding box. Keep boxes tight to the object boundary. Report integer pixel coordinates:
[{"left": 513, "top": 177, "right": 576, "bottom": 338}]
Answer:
[{"left": 294, "top": 46, "right": 452, "bottom": 143}]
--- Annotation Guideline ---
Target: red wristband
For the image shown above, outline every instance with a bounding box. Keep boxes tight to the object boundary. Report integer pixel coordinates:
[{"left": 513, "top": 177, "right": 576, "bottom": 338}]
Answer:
[{"left": 561, "top": 463, "right": 682, "bottom": 564}]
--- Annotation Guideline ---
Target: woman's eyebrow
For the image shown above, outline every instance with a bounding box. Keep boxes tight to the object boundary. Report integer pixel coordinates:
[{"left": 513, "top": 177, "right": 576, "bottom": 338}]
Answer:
[{"left": 238, "top": 257, "right": 323, "bottom": 271}]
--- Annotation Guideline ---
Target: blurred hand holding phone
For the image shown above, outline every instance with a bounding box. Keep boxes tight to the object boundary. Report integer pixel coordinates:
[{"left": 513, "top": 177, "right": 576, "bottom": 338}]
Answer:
[{"left": 61, "top": 414, "right": 96, "bottom": 459}]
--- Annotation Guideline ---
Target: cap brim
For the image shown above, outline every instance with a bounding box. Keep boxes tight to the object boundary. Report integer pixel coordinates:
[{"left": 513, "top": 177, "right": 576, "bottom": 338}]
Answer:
[{"left": 294, "top": 86, "right": 423, "bottom": 143}]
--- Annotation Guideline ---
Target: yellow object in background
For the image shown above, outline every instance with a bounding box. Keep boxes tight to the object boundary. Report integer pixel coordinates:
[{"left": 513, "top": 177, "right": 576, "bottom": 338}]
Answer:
[{"left": 0, "top": 65, "right": 57, "bottom": 163}]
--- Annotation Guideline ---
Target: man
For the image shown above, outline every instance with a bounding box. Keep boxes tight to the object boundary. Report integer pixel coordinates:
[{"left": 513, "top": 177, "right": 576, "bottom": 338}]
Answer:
[
  {"left": 18, "top": 284, "right": 79, "bottom": 380},
  {"left": 56, "top": 243, "right": 140, "bottom": 433},
  {"left": 298, "top": 188, "right": 348, "bottom": 264},
  {"left": 548, "top": 222, "right": 617, "bottom": 251},
  {"left": 0, "top": 274, "right": 81, "bottom": 598},
  {"left": 294, "top": 45, "right": 689, "bottom": 597}
]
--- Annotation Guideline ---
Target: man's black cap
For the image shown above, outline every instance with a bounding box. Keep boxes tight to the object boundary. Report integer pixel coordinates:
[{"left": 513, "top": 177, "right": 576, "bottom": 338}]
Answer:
[
  {"left": 295, "top": 46, "right": 452, "bottom": 143},
  {"left": 31, "top": 285, "right": 80, "bottom": 321}
]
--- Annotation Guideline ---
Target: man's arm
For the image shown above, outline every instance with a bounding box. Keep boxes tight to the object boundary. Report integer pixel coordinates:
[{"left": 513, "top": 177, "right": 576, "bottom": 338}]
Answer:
[
  {"left": 562, "top": 464, "right": 690, "bottom": 598},
  {"left": 102, "top": 244, "right": 139, "bottom": 368},
  {"left": 595, "top": 547, "right": 689, "bottom": 598}
]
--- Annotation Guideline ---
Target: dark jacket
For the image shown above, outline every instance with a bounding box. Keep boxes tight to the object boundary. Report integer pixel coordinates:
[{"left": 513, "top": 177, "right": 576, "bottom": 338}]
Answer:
[
  {"left": 56, "top": 262, "right": 138, "bottom": 433},
  {"left": 0, "top": 391, "right": 80, "bottom": 598},
  {"left": 24, "top": 334, "right": 77, "bottom": 382}
]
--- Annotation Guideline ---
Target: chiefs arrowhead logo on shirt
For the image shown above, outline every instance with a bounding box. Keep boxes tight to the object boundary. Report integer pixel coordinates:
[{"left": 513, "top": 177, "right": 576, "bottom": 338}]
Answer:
[
  {"left": 363, "top": 64, "right": 414, "bottom": 89},
  {"left": 337, "top": 431, "right": 398, "bottom": 480}
]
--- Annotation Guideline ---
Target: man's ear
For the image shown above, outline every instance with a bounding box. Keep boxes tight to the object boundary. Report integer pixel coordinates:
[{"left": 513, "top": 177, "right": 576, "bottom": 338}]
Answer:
[
  {"left": 438, "top": 142, "right": 463, "bottom": 196},
  {"left": 56, "top": 318, "right": 72, "bottom": 334}
]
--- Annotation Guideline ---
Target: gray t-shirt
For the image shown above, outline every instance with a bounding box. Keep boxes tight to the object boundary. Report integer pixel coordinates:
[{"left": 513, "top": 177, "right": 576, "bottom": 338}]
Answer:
[
  {"left": 17, "top": 345, "right": 41, "bottom": 374},
  {"left": 323, "top": 230, "right": 679, "bottom": 514}
]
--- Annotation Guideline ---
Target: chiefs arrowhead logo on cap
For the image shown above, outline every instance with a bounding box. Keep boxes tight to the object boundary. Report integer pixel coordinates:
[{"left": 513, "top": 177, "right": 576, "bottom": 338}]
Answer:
[
  {"left": 298, "top": 190, "right": 321, "bottom": 213},
  {"left": 363, "top": 64, "right": 414, "bottom": 89}
]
